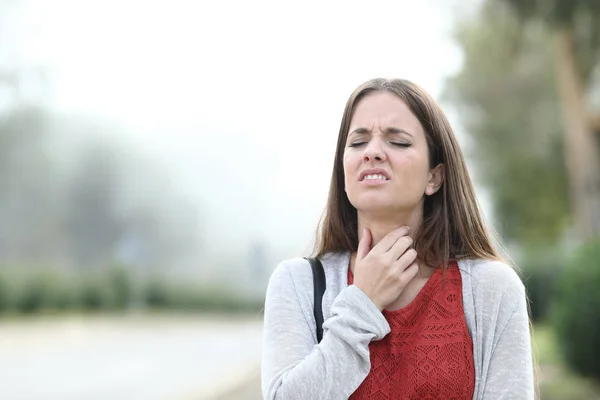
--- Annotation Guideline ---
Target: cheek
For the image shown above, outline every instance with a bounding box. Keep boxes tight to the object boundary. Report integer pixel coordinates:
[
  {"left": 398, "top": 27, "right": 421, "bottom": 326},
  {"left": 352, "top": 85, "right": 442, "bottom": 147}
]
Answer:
[
  {"left": 342, "top": 153, "right": 352, "bottom": 180},
  {"left": 342, "top": 152, "right": 355, "bottom": 186},
  {"left": 393, "top": 153, "right": 430, "bottom": 188}
]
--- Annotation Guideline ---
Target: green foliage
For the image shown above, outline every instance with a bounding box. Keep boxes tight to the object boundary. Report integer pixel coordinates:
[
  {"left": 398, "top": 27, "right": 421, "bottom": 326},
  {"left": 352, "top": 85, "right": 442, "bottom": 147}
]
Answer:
[
  {"left": 0, "top": 270, "right": 12, "bottom": 312},
  {"left": 144, "top": 280, "right": 263, "bottom": 313},
  {"left": 522, "top": 253, "right": 562, "bottom": 323},
  {"left": 106, "top": 265, "right": 133, "bottom": 309},
  {"left": 15, "top": 269, "right": 65, "bottom": 313},
  {"left": 553, "top": 238, "right": 600, "bottom": 381},
  {"left": 444, "top": 2, "right": 570, "bottom": 247},
  {"left": 0, "top": 267, "right": 80, "bottom": 313},
  {"left": 502, "top": 0, "right": 600, "bottom": 25},
  {"left": 0, "top": 265, "right": 262, "bottom": 316},
  {"left": 173, "top": 286, "right": 263, "bottom": 313},
  {"left": 79, "top": 274, "right": 118, "bottom": 311},
  {"left": 498, "top": 0, "right": 600, "bottom": 82},
  {"left": 535, "top": 325, "right": 600, "bottom": 399},
  {"left": 145, "top": 279, "right": 170, "bottom": 308}
]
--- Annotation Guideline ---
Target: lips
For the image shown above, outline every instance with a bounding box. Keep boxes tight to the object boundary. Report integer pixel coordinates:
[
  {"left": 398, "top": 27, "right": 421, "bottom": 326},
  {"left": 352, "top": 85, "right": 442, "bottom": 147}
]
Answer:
[{"left": 359, "top": 168, "right": 391, "bottom": 181}]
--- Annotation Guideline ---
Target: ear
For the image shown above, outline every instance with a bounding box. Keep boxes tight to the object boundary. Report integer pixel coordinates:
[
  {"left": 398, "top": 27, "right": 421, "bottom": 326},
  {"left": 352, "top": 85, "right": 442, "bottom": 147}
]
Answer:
[{"left": 425, "top": 163, "right": 445, "bottom": 196}]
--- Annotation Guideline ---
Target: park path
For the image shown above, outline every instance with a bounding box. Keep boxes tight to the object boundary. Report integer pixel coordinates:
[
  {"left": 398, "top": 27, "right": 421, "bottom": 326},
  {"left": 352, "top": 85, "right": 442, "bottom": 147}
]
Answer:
[{"left": 0, "top": 313, "right": 263, "bottom": 400}]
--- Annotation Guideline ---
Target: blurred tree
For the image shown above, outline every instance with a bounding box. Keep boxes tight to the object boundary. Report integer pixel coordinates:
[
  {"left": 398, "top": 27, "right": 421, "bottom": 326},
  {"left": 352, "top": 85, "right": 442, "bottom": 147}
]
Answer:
[
  {"left": 0, "top": 108, "right": 202, "bottom": 272},
  {"left": 0, "top": 0, "right": 202, "bottom": 277},
  {"left": 0, "top": 0, "right": 73, "bottom": 263},
  {"left": 113, "top": 155, "right": 203, "bottom": 273},
  {"left": 498, "top": 0, "right": 600, "bottom": 241},
  {"left": 0, "top": 106, "right": 65, "bottom": 262},
  {"left": 444, "top": 2, "right": 570, "bottom": 248},
  {"left": 65, "top": 141, "right": 126, "bottom": 268}
]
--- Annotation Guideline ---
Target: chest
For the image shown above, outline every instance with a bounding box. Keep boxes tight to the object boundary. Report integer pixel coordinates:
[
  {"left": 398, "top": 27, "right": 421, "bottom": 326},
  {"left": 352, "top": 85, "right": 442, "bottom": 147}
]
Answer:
[
  {"left": 384, "top": 275, "right": 429, "bottom": 311},
  {"left": 349, "top": 266, "right": 475, "bottom": 399}
]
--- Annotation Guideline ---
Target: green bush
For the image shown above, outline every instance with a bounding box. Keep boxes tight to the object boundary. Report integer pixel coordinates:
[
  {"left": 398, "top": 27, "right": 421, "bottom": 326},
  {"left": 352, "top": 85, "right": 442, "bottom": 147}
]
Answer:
[
  {"left": 15, "top": 269, "right": 77, "bottom": 312},
  {"left": 106, "top": 265, "right": 133, "bottom": 309},
  {"left": 553, "top": 238, "right": 600, "bottom": 382},
  {"left": 0, "top": 271, "right": 11, "bottom": 312},
  {"left": 79, "top": 274, "right": 118, "bottom": 310},
  {"left": 522, "top": 256, "right": 561, "bottom": 323},
  {"left": 52, "top": 277, "right": 81, "bottom": 310},
  {"left": 16, "top": 272, "right": 51, "bottom": 313},
  {"left": 143, "top": 280, "right": 263, "bottom": 313},
  {"left": 145, "top": 279, "right": 170, "bottom": 308},
  {"left": 0, "top": 264, "right": 263, "bottom": 316},
  {"left": 0, "top": 268, "right": 82, "bottom": 313},
  {"left": 0, "top": 268, "right": 29, "bottom": 313}
]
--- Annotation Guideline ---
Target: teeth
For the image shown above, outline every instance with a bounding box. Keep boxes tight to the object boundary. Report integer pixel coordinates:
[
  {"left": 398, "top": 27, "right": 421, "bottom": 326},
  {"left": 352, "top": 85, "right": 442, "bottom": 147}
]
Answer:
[{"left": 364, "top": 174, "right": 387, "bottom": 181}]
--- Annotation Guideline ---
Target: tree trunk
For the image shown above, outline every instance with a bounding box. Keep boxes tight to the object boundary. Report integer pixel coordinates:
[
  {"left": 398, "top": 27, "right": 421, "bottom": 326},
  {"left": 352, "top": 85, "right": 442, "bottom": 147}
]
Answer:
[{"left": 555, "top": 28, "right": 600, "bottom": 241}]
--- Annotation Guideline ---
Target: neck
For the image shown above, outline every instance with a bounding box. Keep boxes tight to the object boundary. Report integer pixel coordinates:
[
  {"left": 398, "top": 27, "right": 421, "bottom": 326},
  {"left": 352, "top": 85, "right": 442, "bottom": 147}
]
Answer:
[
  {"left": 357, "top": 209, "right": 423, "bottom": 246},
  {"left": 352, "top": 208, "right": 435, "bottom": 278}
]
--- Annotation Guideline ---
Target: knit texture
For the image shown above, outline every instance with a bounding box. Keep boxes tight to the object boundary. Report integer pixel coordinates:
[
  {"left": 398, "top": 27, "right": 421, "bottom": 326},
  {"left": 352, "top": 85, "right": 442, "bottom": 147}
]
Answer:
[
  {"left": 261, "top": 252, "right": 534, "bottom": 400},
  {"left": 348, "top": 263, "right": 475, "bottom": 399}
]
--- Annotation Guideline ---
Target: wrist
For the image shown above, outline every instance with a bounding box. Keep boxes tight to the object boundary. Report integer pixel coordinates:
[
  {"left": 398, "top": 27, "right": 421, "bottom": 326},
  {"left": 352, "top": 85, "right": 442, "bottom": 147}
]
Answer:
[{"left": 352, "top": 283, "right": 384, "bottom": 312}]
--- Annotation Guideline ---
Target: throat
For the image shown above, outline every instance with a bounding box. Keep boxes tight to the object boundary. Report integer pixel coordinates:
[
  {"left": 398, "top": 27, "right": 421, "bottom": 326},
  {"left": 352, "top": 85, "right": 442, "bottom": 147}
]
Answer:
[{"left": 348, "top": 252, "right": 438, "bottom": 312}]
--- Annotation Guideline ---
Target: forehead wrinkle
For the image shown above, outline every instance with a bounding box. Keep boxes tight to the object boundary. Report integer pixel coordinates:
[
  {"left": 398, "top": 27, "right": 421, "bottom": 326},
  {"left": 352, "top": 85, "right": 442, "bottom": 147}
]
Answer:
[
  {"left": 349, "top": 124, "right": 411, "bottom": 137},
  {"left": 352, "top": 111, "right": 405, "bottom": 129},
  {"left": 348, "top": 92, "right": 424, "bottom": 143}
]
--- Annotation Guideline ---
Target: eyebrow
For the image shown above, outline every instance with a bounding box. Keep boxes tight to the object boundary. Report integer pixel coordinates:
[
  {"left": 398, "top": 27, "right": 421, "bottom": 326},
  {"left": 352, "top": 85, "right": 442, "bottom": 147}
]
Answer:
[{"left": 349, "top": 127, "right": 413, "bottom": 137}]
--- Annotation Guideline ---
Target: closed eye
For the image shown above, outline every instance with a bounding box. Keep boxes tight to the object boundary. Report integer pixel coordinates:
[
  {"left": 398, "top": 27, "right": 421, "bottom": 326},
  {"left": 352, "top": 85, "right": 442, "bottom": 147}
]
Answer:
[
  {"left": 348, "top": 142, "right": 367, "bottom": 147},
  {"left": 348, "top": 141, "right": 412, "bottom": 148},
  {"left": 391, "top": 142, "right": 411, "bottom": 148}
]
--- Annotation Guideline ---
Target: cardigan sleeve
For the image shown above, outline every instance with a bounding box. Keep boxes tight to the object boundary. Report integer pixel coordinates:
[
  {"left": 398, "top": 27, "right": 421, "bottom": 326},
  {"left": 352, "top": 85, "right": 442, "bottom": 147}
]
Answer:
[
  {"left": 261, "top": 260, "right": 390, "bottom": 400},
  {"left": 475, "top": 262, "right": 535, "bottom": 399},
  {"left": 482, "top": 296, "right": 535, "bottom": 399}
]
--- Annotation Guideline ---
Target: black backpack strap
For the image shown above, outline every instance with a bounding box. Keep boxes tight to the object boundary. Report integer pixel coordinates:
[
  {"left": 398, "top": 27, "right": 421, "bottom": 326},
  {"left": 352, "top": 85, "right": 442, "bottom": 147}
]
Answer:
[{"left": 305, "top": 257, "right": 326, "bottom": 343}]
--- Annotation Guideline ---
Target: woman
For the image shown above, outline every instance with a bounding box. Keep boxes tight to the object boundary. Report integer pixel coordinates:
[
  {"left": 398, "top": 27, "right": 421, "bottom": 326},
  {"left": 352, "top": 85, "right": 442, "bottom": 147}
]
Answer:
[{"left": 261, "top": 78, "right": 534, "bottom": 399}]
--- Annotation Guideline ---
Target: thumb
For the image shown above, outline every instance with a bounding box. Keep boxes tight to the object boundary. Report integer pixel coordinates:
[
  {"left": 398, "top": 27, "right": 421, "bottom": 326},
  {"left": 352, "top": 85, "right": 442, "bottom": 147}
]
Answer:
[{"left": 357, "top": 228, "right": 372, "bottom": 262}]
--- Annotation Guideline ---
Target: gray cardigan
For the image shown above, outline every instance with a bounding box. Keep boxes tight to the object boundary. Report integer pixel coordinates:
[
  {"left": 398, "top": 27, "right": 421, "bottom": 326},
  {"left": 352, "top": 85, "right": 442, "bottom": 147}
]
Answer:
[{"left": 261, "top": 251, "right": 534, "bottom": 399}]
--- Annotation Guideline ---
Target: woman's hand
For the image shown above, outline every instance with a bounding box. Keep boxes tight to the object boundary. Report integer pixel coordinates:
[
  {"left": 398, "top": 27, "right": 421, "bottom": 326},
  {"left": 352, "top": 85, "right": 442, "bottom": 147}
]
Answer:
[{"left": 352, "top": 226, "right": 419, "bottom": 311}]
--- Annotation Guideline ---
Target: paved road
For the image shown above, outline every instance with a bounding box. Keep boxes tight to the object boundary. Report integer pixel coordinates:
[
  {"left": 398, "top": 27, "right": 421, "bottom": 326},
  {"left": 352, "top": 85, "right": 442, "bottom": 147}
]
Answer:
[{"left": 0, "top": 313, "right": 263, "bottom": 400}]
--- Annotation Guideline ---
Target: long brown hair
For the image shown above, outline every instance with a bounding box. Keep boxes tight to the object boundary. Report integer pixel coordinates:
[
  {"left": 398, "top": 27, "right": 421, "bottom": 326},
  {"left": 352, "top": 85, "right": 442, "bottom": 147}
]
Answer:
[{"left": 313, "top": 78, "right": 501, "bottom": 267}]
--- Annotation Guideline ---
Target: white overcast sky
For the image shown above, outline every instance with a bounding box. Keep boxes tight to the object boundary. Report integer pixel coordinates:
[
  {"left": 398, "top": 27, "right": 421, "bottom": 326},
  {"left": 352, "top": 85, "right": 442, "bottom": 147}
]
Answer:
[{"left": 4, "top": 0, "right": 490, "bottom": 262}]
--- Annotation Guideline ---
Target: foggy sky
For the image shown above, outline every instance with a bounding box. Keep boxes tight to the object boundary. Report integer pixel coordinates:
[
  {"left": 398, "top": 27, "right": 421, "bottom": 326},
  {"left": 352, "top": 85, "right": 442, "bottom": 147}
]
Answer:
[{"left": 1, "top": 0, "right": 492, "bottom": 277}]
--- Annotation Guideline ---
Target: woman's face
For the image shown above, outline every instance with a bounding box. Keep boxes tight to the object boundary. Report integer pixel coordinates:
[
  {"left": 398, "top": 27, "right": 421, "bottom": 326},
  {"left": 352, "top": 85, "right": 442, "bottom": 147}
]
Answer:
[{"left": 343, "top": 91, "right": 443, "bottom": 218}]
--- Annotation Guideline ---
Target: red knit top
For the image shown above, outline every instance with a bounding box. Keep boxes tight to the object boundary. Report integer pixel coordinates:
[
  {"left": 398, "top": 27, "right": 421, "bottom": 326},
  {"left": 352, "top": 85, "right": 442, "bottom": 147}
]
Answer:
[{"left": 348, "top": 261, "right": 475, "bottom": 399}]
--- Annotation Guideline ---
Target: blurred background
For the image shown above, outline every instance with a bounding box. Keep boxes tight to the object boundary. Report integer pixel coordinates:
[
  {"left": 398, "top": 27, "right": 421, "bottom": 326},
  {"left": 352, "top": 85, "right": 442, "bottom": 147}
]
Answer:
[{"left": 0, "top": 0, "right": 599, "bottom": 399}]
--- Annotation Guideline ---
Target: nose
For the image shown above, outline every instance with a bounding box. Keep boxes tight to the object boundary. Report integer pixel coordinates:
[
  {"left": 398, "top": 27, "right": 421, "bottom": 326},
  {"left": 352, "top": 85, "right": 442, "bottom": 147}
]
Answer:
[{"left": 362, "top": 138, "right": 386, "bottom": 162}]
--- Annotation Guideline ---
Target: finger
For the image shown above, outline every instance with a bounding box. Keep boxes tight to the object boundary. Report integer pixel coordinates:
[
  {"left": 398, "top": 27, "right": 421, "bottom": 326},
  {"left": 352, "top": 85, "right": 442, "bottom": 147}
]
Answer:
[
  {"left": 371, "top": 226, "right": 410, "bottom": 253},
  {"left": 402, "top": 261, "right": 420, "bottom": 281},
  {"left": 356, "top": 228, "right": 372, "bottom": 262},
  {"left": 387, "top": 235, "right": 413, "bottom": 261},
  {"left": 394, "top": 248, "right": 418, "bottom": 270}
]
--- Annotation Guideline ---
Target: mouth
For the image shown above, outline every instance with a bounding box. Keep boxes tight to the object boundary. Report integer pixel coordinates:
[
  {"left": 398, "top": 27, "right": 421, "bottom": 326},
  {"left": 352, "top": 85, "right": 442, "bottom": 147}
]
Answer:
[{"left": 359, "top": 169, "right": 391, "bottom": 182}]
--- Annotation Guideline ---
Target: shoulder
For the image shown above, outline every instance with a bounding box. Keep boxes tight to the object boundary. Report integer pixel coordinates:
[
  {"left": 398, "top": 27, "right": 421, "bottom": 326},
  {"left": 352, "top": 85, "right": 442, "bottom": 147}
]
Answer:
[
  {"left": 266, "top": 257, "right": 312, "bottom": 296},
  {"left": 458, "top": 258, "right": 526, "bottom": 307},
  {"left": 266, "top": 252, "right": 349, "bottom": 298}
]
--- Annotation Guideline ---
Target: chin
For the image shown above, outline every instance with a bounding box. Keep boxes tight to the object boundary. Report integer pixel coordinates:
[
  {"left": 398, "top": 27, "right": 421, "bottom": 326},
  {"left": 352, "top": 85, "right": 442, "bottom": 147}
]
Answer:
[
  {"left": 350, "top": 193, "right": 417, "bottom": 217},
  {"left": 352, "top": 199, "right": 397, "bottom": 215}
]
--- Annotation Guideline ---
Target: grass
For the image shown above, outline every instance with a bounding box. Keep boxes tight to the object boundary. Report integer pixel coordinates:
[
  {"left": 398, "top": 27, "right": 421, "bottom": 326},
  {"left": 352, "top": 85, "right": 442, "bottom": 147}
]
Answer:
[{"left": 534, "top": 324, "right": 600, "bottom": 400}]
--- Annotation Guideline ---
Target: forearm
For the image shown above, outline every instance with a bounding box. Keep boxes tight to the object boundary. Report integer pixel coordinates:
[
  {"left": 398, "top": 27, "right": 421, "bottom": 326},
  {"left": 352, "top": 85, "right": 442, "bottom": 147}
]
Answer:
[
  {"left": 262, "top": 284, "right": 389, "bottom": 400},
  {"left": 482, "top": 297, "right": 534, "bottom": 399}
]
